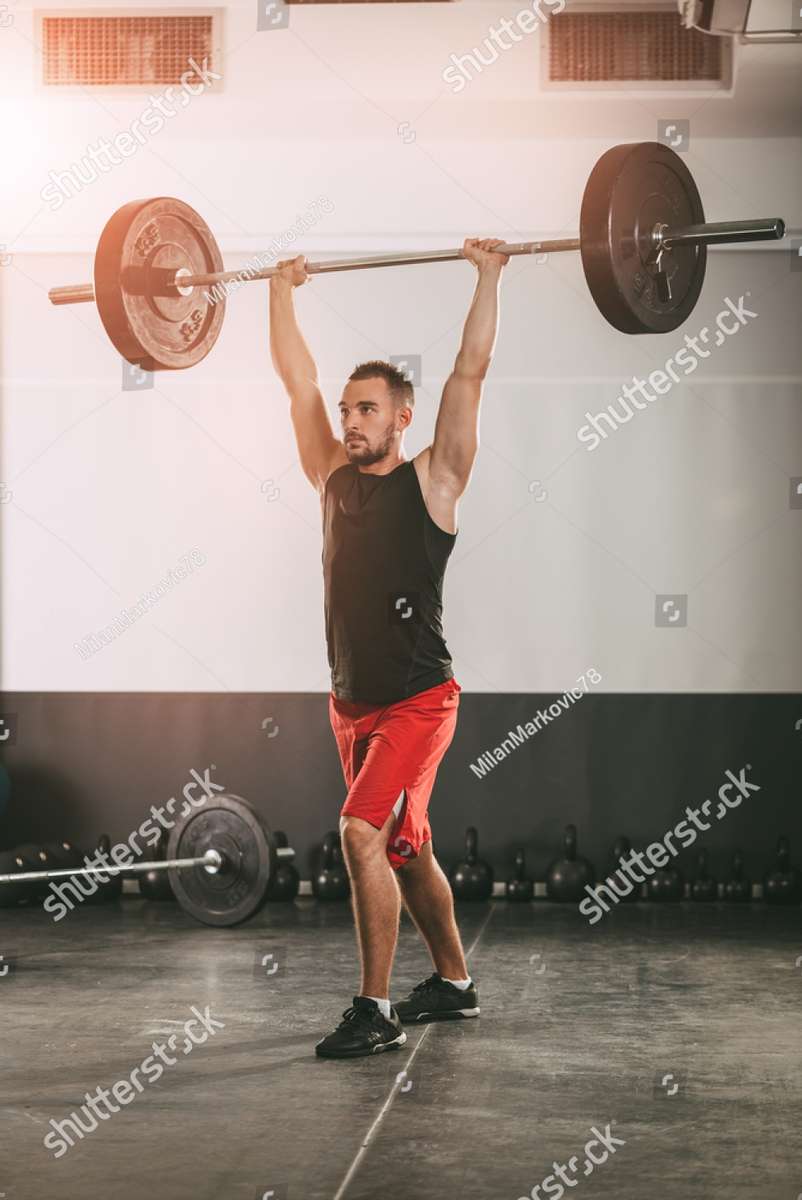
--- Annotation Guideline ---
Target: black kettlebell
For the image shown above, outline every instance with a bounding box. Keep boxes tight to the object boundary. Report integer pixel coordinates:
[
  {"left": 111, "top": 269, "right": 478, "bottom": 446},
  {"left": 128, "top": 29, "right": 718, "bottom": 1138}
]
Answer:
[
  {"left": 450, "top": 827, "right": 493, "bottom": 901},
  {"left": 312, "top": 831, "right": 350, "bottom": 901},
  {"left": 723, "top": 851, "right": 751, "bottom": 902},
  {"left": 44, "top": 840, "right": 87, "bottom": 899},
  {"left": 83, "top": 834, "right": 124, "bottom": 904},
  {"left": 647, "top": 862, "right": 684, "bottom": 901},
  {"left": 763, "top": 836, "right": 800, "bottom": 905},
  {"left": 604, "top": 834, "right": 639, "bottom": 903},
  {"left": 690, "top": 850, "right": 718, "bottom": 901},
  {"left": 16, "top": 844, "right": 57, "bottom": 899},
  {"left": 0, "top": 849, "right": 37, "bottom": 907},
  {"left": 505, "top": 848, "right": 533, "bottom": 902},
  {"left": 45, "top": 840, "right": 85, "bottom": 869},
  {"left": 546, "top": 824, "right": 594, "bottom": 902},
  {"left": 267, "top": 830, "right": 300, "bottom": 901},
  {"left": 138, "top": 828, "right": 175, "bottom": 901}
]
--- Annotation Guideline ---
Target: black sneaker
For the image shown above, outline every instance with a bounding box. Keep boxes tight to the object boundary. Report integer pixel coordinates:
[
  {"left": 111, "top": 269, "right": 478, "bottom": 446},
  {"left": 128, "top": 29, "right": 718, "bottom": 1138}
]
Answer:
[
  {"left": 394, "top": 973, "right": 480, "bottom": 1023},
  {"left": 315, "top": 996, "right": 407, "bottom": 1059}
]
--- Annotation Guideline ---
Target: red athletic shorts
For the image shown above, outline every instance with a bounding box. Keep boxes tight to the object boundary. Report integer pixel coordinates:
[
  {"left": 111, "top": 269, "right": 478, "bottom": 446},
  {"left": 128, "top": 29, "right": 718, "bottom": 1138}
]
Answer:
[{"left": 329, "top": 678, "right": 461, "bottom": 869}]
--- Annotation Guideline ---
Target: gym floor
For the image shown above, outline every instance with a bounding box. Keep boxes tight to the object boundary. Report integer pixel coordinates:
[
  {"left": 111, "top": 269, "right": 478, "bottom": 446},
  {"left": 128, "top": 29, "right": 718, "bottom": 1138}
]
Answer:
[{"left": 3, "top": 898, "right": 800, "bottom": 1199}]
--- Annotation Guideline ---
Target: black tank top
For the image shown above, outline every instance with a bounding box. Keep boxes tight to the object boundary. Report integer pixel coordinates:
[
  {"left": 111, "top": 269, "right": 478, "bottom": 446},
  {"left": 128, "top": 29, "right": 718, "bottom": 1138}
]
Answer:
[{"left": 322, "top": 459, "right": 457, "bottom": 704}]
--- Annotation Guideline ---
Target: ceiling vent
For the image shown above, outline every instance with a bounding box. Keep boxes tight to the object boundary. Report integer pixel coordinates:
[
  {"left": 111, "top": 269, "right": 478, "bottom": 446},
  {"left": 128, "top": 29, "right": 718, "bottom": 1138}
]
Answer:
[
  {"left": 39, "top": 11, "right": 220, "bottom": 86},
  {"left": 544, "top": 8, "right": 731, "bottom": 88}
]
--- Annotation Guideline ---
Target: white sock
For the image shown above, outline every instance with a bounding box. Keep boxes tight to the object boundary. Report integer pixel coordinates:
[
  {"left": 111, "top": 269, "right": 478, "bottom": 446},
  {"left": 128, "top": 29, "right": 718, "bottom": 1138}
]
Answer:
[
  {"left": 365, "top": 995, "right": 392, "bottom": 1019},
  {"left": 441, "top": 976, "right": 471, "bottom": 991}
]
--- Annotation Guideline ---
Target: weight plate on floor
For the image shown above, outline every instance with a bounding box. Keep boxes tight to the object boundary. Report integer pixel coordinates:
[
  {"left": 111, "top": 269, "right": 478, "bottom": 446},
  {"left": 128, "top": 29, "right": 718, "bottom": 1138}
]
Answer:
[
  {"left": 166, "top": 794, "right": 275, "bottom": 927},
  {"left": 580, "top": 141, "right": 707, "bottom": 334},
  {"left": 94, "top": 196, "right": 226, "bottom": 371}
]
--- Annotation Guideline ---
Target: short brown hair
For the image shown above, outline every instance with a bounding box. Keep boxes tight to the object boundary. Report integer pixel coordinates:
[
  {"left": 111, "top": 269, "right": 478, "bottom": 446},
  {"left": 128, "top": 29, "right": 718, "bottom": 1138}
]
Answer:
[{"left": 348, "top": 360, "right": 415, "bottom": 409}]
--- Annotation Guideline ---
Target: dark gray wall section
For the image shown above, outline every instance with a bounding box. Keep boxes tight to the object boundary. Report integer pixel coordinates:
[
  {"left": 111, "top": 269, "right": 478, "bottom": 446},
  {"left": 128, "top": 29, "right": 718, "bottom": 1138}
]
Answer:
[{"left": 1, "top": 692, "right": 800, "bottom": 884}]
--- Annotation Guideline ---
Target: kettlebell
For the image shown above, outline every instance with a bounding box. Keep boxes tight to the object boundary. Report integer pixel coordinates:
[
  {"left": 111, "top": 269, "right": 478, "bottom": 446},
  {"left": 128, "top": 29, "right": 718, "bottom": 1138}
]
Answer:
[
  {"left": 647, "top": 862, "right": 684, "bottom": 901},
  {"left": 545, "top": 824, "right": 594, "bottom": 902},
  {"left": 267, "top": 830, "right": 300, "bottom": 901},
  {"left": 690, "top": 850, "right": 718, "bottom": 901},
  {"left": 0, "top": 849, "right": 36, "bottom": 906},
  {"left": 604, "top": 834, "right": 639, "bottom": 903},
  {"left": 505, "top": 848, "right": 533, "bottom": 902},
  {"left": 763, "top": 836, "right": 800, "bottom": 905},
  {"left": 16, "top": 844, "right": 57, "bottom": 899},
  {"left": 84, "top": 834, "right": 124, "bottom": 904},
  {"left": 449, "top": 827, "right": 494, "bottom": 901},
  {"left": 44, "top": 840, "right": 87, "bottom": 899},
  {"left": 312, "top": 831, "right": 350, "bottom": 901},
  {"left": 45, "top": 840, "right": 85, "bottom": 869},
  {"left": 723, "top": 850, "right": 751, "bottom": 902},
  {"left": 138, "top": 828, "right": 175, "bottom": 901}
]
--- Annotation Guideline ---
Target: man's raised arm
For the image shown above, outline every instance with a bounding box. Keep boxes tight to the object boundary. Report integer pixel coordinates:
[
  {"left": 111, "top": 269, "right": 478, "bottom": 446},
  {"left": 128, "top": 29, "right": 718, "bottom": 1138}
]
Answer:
[
  {"left": 269, "top": 256, "right": 343, "bottom": 493},
  {"left": 429, "top": 238, "right": 509, "bottom": 493}
]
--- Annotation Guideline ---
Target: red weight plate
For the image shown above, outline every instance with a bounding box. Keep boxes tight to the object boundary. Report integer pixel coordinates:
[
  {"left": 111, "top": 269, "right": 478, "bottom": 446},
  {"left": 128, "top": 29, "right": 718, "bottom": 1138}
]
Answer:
[{"left": 94, "top": 197, "right": 225, "bottom": 370}]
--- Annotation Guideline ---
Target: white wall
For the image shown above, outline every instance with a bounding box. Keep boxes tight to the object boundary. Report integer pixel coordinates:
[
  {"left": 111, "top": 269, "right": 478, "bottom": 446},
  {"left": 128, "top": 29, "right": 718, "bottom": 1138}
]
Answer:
[{"left": 2, "top": 0, "right": 801, "bottom": 692}]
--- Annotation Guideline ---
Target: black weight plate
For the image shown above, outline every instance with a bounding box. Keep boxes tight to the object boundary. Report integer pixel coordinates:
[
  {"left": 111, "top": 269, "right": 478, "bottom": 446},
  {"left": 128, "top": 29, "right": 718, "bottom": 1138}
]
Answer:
[
  {"left": 166, "top": 793, "right": 275, "bottom": 927},
  {"left": 94, "top": 196, "right": 225, "bottom": 371},
  {"left": 580, "top": 141, "right": 707, "bottom": 334}
]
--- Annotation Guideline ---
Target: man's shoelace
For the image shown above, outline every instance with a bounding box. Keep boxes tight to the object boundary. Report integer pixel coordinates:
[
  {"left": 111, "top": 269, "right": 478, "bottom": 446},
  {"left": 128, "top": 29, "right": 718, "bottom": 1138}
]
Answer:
[
  {"left": 412, "top": 973, "right": 442, "bottom": 994},
  {"left": 338, "top": 1005, "right": 377, "bottom": 1029}
]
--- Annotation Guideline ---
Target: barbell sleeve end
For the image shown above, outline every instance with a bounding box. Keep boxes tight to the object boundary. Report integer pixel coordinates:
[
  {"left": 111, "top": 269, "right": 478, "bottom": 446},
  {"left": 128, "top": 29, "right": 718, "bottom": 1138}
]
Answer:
[
  {"left": 49, "top": 283, "right": 96, "bottom": 306},
  {"left": 661, "top": 217, "right": 787, "bottom": 249}
]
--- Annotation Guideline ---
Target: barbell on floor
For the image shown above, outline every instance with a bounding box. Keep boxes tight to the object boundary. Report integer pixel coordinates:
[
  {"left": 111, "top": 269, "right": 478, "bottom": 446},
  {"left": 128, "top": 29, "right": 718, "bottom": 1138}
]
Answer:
[
  {"left": 0, "top": 794, "right": 295, "bottom": 927},
  {"left": 46, "top": 141, "right": 786, "bottom": 370}
]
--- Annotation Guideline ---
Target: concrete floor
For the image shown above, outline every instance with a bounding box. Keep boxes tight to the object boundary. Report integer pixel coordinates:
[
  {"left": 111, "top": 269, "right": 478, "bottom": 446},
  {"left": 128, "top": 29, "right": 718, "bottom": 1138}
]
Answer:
[{"left": 1, "top": 897, "right": 800, "bottom": 1200}]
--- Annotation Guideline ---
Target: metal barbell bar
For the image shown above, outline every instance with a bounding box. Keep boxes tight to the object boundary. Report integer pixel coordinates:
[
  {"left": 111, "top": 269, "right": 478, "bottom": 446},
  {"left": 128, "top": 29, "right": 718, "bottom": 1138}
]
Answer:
[
  {"left": 48, "top": 238, "right": 580, "bottom": 306},
  {"left": 0, "top": 844, "right": 295, "bottom": 885},
  {"left": 0, "top": 850, "right": 222, "bottom": 884},
  {"left": 46, "top": 219, "right": 784, "bottom": 309}
]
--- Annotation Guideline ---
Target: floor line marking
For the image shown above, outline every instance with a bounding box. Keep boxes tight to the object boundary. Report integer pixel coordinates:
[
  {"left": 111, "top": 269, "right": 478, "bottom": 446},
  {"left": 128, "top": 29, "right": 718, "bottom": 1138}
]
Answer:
[{"left": 332, "top": 904, "right": 496, "bottom": 1200}]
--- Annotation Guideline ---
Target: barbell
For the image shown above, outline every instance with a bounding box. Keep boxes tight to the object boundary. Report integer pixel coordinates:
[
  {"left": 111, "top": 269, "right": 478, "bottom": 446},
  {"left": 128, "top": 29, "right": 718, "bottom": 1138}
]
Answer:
[
  {"left": 0, "top": 794, "right": 295, "bottom": 927},
  {"left": 47, "top": 141, "right": 786, "bottom": 371}
]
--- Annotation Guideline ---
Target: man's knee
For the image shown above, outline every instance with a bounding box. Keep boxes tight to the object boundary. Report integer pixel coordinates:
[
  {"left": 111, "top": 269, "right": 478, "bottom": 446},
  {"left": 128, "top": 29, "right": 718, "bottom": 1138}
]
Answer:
[{"left": 339, "top": 814, "right": 384, "bottom": 862}]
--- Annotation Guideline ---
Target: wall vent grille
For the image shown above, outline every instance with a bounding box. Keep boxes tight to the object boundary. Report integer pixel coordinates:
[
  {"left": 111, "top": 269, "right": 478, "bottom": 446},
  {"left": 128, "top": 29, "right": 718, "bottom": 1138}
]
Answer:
[{"left": 41, "top": 13, "right": 215, "bottom": 86}]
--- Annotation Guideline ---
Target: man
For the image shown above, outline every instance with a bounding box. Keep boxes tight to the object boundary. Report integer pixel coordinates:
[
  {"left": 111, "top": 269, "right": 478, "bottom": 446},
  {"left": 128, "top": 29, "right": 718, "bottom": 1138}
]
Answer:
[{"left": 269, "top": 238, "right": 508, "bottom": 1059}]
